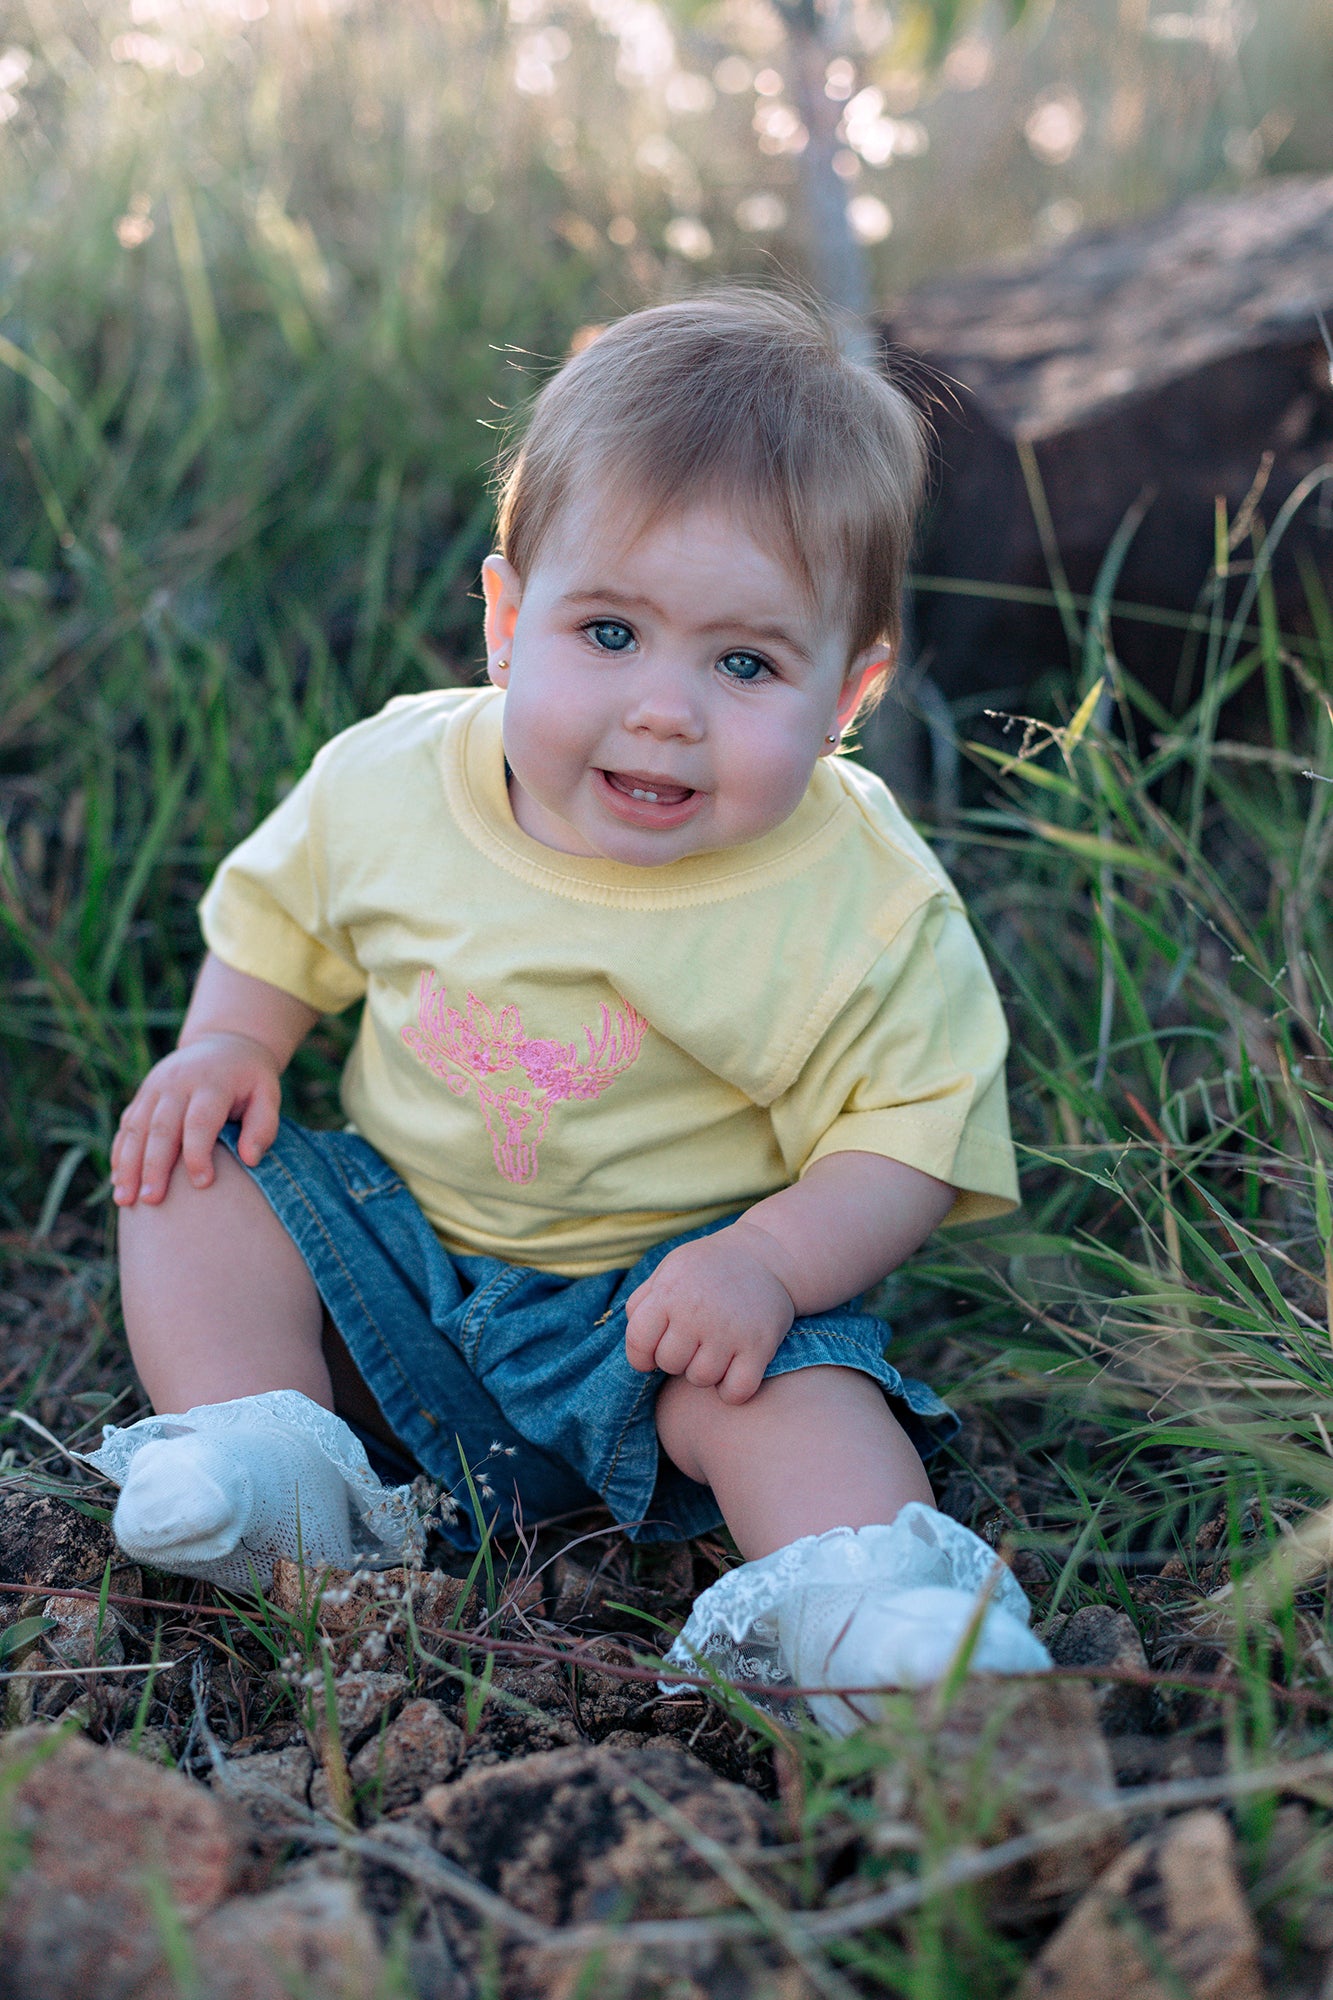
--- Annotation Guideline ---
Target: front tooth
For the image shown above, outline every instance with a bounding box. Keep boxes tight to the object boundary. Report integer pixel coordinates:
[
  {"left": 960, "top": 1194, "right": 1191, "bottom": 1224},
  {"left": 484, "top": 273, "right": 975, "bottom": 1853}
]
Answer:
[{"left": 631, "top": 787, "right": 658, "bottom": 802}]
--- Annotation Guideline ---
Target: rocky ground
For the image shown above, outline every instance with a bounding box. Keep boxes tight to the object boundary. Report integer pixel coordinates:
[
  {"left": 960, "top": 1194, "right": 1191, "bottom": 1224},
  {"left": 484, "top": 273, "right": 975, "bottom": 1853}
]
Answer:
[
  {"left": 2, "top": 1228, "right": 1333, "bottom": 1999},
  {"left": 0, "top": 1472, "right": 1330, "bottom": 1999}
]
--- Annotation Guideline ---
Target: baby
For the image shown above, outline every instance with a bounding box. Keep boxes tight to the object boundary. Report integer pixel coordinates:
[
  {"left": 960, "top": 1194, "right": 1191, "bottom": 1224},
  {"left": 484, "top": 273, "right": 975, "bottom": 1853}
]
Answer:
[{"left": 104, "top": 290, "right": 1048, "bottom": 1733}]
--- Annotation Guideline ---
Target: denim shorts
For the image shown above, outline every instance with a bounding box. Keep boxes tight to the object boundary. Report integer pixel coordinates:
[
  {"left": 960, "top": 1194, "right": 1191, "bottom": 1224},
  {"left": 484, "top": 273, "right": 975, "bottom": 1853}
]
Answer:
[{"left": 220, "top": 1119, "right": 958, "bottom": 1552}]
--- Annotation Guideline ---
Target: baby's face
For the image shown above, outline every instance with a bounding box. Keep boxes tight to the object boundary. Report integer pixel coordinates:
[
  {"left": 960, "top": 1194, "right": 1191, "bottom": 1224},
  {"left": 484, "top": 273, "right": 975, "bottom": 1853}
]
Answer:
[{"left": 482, "top": 495, "right": 884, "bottom": 866}]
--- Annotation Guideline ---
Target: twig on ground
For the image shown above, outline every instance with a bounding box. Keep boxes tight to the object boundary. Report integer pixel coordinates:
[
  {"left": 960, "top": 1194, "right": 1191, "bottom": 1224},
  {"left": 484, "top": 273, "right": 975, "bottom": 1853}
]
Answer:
[
  {"left": 221, "top": 1733, "right": 1333, "bottom": 1962},
  {"left": 0, "top": 1409, "right": 96, "bottom": 1471},
  {"left": 337, "top": 1744, "right": 1333, "bottom": 1957},
  {"left": 794, "top": 1749, "right": 1333, "bottom": 1942},
  {"left": 608, "top": 1759, "right": 862, "bottom": 2000},
  {"left": 0, "top": 1575, "right": 1326, "bottom": 1713},
  {"left": 0, "top": 1660, "right": 180, "bottom": 1680}
]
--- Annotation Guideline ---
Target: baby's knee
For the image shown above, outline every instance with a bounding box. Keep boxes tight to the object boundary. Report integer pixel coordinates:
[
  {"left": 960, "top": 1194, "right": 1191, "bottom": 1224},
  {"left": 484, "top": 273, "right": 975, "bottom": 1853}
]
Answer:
[
  {"left": 117, "top": 1143, "right": 251, "bottom": 1243},
  {"left": 654, "top": 1375, "right": 717, "bottom": 1484},
  {"left": 656, "top": 1365, "right": 893, "bottom": 1484},
  {"left": 654, "top": 1370, "right": 789, "bottom": 1483}
]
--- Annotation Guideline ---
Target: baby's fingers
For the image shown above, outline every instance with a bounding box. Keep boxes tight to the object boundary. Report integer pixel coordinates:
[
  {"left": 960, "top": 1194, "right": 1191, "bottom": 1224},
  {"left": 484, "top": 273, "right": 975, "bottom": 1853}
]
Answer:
[
  {"left": 136, "top": 1099, "right": 189, "bottom": 1205},
  {"left": 652, "top": 1323, "right": 704, "bottom": 1379},
  {"left": 716, "top": 1352, "right": 768, "bottom": 1406},
  {"left": 236, "top": 1073, "right": 280, "bottom": 1168},
  {"left": 624, "top": 1296, "right": 668, "bottom": 1373},
  {"left": 111, "top": 1100, "right": 152, "bottom": 1206},
  {"left": 180, "top": 1090, "right": 232, "bottom": 1188},
  {"left": 683, "top": 1343, "right": 730, "bottom": 1389}
]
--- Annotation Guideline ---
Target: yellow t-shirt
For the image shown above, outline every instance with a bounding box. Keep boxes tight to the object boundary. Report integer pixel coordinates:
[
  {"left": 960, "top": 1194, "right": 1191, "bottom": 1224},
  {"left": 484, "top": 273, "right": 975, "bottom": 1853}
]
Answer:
[{"left": 200, "top": 688, "right": 1018, "bottom": 1276}]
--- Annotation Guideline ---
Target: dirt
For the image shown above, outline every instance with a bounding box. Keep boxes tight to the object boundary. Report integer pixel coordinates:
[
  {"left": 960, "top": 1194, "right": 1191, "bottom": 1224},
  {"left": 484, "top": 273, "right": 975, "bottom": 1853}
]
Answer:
[
  {"left": 426, "top": 1740, "right": 784, "bottom": 2000},
  {"left": 0, "top": 1313, "right": 1322, "bottom": 2000},
  {"left": 0, "top": 1491, "right": 116, "bottom": 1593}
]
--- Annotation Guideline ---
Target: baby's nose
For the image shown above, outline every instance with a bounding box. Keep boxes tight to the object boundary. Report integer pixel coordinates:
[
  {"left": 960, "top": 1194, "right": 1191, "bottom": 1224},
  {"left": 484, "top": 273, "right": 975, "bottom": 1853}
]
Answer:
[{"left": 622, "top": 670, "right": 704, "bottom": 739}]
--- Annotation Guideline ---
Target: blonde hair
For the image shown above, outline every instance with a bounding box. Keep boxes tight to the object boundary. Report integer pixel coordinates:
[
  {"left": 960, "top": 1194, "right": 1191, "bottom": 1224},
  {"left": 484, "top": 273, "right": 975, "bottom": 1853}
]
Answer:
[{"left": 494, "top": 289, "right": 929, "bottom": 705}]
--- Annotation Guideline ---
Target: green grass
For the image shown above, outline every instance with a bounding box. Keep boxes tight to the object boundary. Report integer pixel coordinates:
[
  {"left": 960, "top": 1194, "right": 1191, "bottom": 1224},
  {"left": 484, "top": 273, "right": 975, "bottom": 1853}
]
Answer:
[{"left": 4, "top": 7, "right": 1333, "bottom": 1994}]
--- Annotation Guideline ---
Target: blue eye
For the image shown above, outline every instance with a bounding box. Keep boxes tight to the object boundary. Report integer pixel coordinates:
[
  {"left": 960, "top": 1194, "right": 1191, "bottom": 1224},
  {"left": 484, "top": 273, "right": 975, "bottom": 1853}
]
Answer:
[
  {"left": 717, "top": 650, "right": 770, "bottom": 683},
  {"left": 586, "top": 619, "right": 636, "bottom": 653}
]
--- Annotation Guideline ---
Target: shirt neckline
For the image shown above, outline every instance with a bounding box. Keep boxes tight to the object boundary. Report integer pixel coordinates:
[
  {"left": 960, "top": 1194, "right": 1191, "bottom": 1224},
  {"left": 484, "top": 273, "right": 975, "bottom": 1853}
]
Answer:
[{"left": 443, "top": 688, "right": 850, "bottom": 909}]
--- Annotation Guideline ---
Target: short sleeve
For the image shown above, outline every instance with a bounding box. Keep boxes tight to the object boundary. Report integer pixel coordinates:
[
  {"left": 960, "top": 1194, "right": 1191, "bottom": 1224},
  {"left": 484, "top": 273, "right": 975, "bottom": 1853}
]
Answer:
[
  {"left": 198, "top": 753, "right": 368, "bottom": 1015},
  {"left": 769, "top": 895, "right": 1019, "bottom": 1225}
]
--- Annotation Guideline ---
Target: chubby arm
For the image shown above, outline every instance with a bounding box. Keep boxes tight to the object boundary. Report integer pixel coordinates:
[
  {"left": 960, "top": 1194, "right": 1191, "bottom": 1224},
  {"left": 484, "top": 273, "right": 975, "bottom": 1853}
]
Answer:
[
  {"left": 111, "top": 954, "right": 320, "bottom": 1207},
  {"left": 624, "top": 1152, "right": 955, "bottom": 1405}
]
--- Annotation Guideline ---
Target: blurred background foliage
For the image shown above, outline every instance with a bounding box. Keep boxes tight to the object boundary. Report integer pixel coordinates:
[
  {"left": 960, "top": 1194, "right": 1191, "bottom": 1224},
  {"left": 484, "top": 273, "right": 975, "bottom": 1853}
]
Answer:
[
  {"left": 0, "top": 0, "right": 1331, "bottom": 1231},
  {"left": 2, "top": 0, "right": 1331, "bottom": 723},
  {"left": 4, "top": 0, "right": 1333, "bottom": 650}
]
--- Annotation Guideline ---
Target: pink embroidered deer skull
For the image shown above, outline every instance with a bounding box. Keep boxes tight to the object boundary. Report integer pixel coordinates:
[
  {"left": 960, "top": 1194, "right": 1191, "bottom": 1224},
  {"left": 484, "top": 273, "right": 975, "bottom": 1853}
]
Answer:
[{"left": 401, "top": 971, "right": 647, "bottom": 1184}]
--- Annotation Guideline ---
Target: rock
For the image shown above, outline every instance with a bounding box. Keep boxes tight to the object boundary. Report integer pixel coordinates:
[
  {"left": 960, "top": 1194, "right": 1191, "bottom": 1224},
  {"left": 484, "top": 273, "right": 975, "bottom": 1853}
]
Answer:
[
  {"left": 344, "top": 1696, "right": 463, "bottom": 1813},
  {"left": 398, "top": 1899, "right": 473, "bottom": 2000},
  {"left": 268, "top": 1560, "right": 476, "bottom": 1670},
  {"left": 111, "top": 1561, "right": 143, "bottom": 1597},
  {"left": 427, "top": 1741, "right": 778, "bottom": 1996},
  {"left": 223, "top": 1720, "right": 307, "bottom": 1758},
  {"left": 935, "top": 1417, "right": 1047, "bottom": 1596},
  {"left": 268, "top": 1554, "right": 342, "bottom": 1616},
  {"left": 0, "top": 1490, "right": 116, "bottom": 1590},
  {"left": 1041, "top": 1604, "right": 1155, "bottom": 1737},
  {"left": 496, "top": 1569, "right": 546, "bottom": 1632},
  {"left": 130, "top": 1875, "right": 385, "bottom": 2000},
  {"left": 316, "top": 1667, "right": 409, "bottom": 1751},
  {"left": 596, "top": 1727, "right": 659, "bottom": 1751},
  {"left": 130, "top": 1727, "right": 182, "bottom": 1768},
  {"left": 875, "top": 173, "right": 1333, "bottom": 802},
  {"left": 41, "top": 1590, "right": 124, "bottom": 1665},
  {"left": 459, "top": 1662, "right": 581, "bottom": 1765},
  {"left": 213, "top": 1745, "right": 315, "bottom": 1834},
  {"left": 22, "top": 1589, "right": 127, "bottom": 1722},
  {"left": 1022, "top": 1809, "right": 1265, "bottom": 2000},
  {"left": 549, "top": 1555, "right": 642, "bottom": 1628},
  {"left": 429, "top": 1741, "right": 777, "bottom": 1906},
  {"left": 875, "top": 1678, "right": 1122, "bottom": 1907},
  {"left": 404, "top": 1568, "right": 483, "bottom": 1647},
  {"left": 274, "top": 1661, "right": 409, "bottom": 1760},
  {"left": 0, "top": 1730, "right": 237, "bottom": 2000},
  {"left": 936, "top": 1418, "right": 1028, "bottom": 1534}
]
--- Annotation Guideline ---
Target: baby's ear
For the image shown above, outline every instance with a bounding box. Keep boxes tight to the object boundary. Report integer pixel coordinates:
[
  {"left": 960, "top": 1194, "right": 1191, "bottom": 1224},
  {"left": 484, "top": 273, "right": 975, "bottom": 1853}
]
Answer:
[
  {"left": 482, "top": 555, "right": 522, "bottom": 686},
  {"left": 837, "top": 644, "right": 893, "bottom": 728}
]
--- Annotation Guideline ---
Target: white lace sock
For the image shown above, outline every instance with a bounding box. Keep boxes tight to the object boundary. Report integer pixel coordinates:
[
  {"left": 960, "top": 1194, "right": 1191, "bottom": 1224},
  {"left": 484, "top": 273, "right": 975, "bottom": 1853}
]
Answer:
[
  {"left": 663, "top": 1502, "right": 1051, "bottom": 1737},
  {"left": 83, "top": 1390, "right": 423, "bottom": 1594}
]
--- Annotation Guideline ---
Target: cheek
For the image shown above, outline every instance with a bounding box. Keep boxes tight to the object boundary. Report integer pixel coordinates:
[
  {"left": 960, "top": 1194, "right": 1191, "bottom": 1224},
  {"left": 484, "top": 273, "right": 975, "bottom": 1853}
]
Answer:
[
  {"left": 503, "top": 660, "right": 599, "bottom": 777},
  {"left": 717, "top": 706, "right": 820, "bottom": 817}
]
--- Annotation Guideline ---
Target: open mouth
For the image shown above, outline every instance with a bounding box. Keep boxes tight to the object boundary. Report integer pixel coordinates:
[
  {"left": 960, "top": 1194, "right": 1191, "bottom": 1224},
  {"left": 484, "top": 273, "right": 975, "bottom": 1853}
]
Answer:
[
  {"left": 603, "top": 770, "right": 694, "bottom": 806},
  {"left": 597, "top": 768, "right": 702, "bottom": 826}
]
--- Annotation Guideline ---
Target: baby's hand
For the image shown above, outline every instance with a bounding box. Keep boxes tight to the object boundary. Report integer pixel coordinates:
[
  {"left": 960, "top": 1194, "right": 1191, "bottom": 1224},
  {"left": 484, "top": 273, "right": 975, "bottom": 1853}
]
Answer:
[
  {"left": 624, "top": 1224, "right": 796, "bottom": 1405},
  {"left": 111, "top": 1033, "right": 282, "bottom": 1208}
]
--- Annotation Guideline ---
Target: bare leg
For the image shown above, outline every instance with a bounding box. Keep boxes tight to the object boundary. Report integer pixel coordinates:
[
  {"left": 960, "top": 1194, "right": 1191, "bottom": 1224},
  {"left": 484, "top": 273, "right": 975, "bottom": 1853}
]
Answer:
[
  {"left": 119, "top": 1145, "right": 333, "bottom": 1412},
  {"left": 106, "top": 1146, "right": 424, "bottom": 1591},
  {"left": 655, "top": 1365, "right": 934, "bottom": 1559}
]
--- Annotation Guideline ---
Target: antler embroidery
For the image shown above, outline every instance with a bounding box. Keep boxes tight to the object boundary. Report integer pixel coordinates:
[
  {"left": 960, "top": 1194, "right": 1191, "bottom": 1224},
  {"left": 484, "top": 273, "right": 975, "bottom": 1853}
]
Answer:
[{"left": 401, "top": 971, "right": 647, "bottom": 1184}]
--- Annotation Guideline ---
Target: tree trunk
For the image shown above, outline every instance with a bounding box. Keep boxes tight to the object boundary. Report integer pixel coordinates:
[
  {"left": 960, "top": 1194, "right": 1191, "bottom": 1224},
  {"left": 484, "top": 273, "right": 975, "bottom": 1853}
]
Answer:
[{"left": 778, "top": 0, "right": 874, "bottom": 356}]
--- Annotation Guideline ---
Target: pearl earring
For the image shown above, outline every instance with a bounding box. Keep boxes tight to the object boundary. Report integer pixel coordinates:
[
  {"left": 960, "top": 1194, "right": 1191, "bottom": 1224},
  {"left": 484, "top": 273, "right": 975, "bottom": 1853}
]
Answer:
[
  {"left": 826, "top": 732, "right": 839, "bottom": 744},
  {"left": 496, "top": 658, "right": 509, "bottom": 674}
]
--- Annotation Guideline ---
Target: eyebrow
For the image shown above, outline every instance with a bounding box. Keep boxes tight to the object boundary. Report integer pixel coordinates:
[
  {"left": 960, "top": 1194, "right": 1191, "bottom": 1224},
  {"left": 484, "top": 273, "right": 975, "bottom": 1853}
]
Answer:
[
  {"left": 558, "top": 587, "right": 666, "bottom": 617},
  {"left": 556, "top": 589, "right": 816, "bottom": 666}
]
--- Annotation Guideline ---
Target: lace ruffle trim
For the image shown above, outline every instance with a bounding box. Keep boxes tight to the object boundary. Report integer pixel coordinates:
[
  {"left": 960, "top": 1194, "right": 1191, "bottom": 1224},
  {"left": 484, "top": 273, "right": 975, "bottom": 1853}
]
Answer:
[
  {"left": 84, "top": 1389, "right": 423, "bottom": 1566},
  {"left": 660, "top": 1502, "right": 1031, "bottom": 1697}
]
